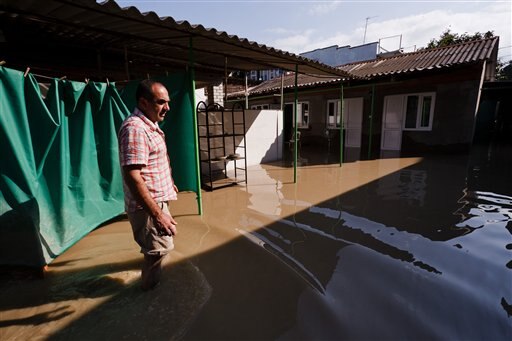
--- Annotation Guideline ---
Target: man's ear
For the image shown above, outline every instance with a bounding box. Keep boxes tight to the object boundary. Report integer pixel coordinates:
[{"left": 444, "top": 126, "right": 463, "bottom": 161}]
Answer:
[{"left": 138, "top": 97, "right": 148, "bottom": 110}]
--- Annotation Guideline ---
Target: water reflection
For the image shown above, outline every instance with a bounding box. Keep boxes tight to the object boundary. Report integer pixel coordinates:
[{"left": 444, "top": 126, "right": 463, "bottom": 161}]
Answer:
[{"left": 243, "top": 147, "right": 512, "bottom": 339}]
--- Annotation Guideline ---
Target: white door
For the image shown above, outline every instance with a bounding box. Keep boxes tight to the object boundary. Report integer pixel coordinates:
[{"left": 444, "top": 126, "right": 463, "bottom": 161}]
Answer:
[
  {"left": 381, "top": 95, "right": 404, "bottom": 150},
  {"left": 343, "top": 97, "right": 363, "bottom": 148}
]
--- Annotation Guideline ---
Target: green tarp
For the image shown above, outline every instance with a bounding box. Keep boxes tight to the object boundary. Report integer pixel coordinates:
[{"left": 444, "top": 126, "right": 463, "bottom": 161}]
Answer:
[{"left": 0, "top": 66, "right": 199, "bottom": 267}]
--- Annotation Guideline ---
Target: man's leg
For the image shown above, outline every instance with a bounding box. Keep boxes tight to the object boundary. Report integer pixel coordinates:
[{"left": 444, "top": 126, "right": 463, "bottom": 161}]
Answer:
[
  {"left": 141, "top": 253, "right": 166, "bottom": 290},
  {"left": 129, "top": 202, "right": 174, "bottom": 290}
]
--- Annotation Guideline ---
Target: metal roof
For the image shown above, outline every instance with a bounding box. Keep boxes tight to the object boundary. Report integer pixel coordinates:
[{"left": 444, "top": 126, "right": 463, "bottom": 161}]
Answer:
[
  {"left": 230, "top": 73, "right": 340, "bottom": 97},
  {"left": 236, "top": 37, "right": 499, "bottom": 97},
  {"left": 0, "top": 0, "right": 352, "bottom": 83},
  {"left": 339, "top": 37, "right": 499, "bottom": 78}
]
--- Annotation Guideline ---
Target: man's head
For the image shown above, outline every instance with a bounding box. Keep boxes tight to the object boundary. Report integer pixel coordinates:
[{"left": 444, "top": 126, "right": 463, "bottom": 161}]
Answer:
[{"left": 136, "top": 79, "right": 170, "bottom": 123}]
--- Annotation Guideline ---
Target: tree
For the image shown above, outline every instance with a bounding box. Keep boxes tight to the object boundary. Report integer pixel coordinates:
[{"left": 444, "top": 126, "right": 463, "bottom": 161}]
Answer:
[
  {"left": 424, "top": 29, "right": 511, "bottom": 81},
  {"left": 425, "top": 29, "right": 495, "bottom": 49}
]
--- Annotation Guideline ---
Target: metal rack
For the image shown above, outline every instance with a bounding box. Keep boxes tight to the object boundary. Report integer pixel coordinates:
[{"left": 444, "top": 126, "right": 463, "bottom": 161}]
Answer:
[{"left": 196, "top": 101, "right": 247, "bottom": 190}]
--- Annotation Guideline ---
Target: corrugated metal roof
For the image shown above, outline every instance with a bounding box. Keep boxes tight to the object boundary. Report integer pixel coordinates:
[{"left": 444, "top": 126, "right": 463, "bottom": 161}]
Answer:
[
  {"left": 0, "top": 0, "right": 352, "bottom": 81},
  {"left": 230, "top": 73, "right": 340, "bottom": 97},
  {"left": 339, "top": 37, "right": 499, "bottom": 78},
  {"left": 235, "top": 37, "right": 499, "bottom": 97}
]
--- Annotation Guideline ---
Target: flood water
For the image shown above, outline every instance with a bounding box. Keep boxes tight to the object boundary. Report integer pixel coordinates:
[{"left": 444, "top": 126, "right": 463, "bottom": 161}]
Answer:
[
  {"left": 256, "top": 147, "right": 512, "bottom": 340},
  {"left": 1, "top": 143, "right": 511, "bottom": 340}
]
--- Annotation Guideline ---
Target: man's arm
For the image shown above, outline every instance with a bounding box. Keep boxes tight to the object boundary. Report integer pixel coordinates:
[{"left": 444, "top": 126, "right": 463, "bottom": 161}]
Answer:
[{"left": 123, "top": 164, "right": 177, "bottom": 236}]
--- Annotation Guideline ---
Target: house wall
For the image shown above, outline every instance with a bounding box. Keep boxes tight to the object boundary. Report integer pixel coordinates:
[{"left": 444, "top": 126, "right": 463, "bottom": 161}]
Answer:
[
  {"left": 373, "top": 67, "right": 482, "bottom": 153},
  {"left": 405, "top": 80, "right": 479, "bottom": 149},
  {"left": 246, "top": 65, "right": 484, "bottom": 158}
]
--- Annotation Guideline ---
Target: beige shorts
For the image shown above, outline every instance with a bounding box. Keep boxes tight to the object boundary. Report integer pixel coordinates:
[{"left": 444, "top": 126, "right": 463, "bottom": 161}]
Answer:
[{"left": 127, "top": 202, "right": 174, "bottom": 256}]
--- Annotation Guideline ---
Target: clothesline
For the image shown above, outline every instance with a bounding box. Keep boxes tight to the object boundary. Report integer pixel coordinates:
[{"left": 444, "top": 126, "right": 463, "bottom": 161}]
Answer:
[
  {"left": 2, "top": 63, "right": 171, "bottom": 85},
  {"left": 8, "top": 64, "right": 132, "bottom": 84}
]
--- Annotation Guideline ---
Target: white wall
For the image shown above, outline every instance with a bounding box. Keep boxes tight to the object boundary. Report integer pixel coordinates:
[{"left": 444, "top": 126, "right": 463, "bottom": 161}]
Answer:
[
  {"left": 246, "top": 109, "right": 283, "bottom": 165},
  {"left": 226, "top": 109, "right": 283, "bottom": 170},
  {"left": 195, "top": 88, "right": 207, "bottom": 105}
]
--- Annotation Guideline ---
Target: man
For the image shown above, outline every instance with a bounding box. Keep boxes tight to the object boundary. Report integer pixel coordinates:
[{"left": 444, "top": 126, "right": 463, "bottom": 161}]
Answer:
[{"left": 118, "top": 79, "right": 178, "bottom": 290}]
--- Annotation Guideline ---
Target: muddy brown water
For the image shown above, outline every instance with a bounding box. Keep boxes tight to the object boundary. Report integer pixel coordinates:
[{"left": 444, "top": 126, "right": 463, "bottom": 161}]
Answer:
[{"left": 1, "top": 146, "right": 511, "bottom": 340}]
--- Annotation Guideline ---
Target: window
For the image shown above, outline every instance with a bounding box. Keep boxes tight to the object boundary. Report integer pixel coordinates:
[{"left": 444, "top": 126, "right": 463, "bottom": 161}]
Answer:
[
  {"left": 285, "top": 102, "right": 310, "bottom": 128},
  {"left": 298, "top": 102, "right": 309, "bottom": 128},
  {"left": 327, "top": 99, "right": 341, "bottom": 128},
  {"left": 403, "top": 93, "right": 435, "bottom": 130},
  {"left": 251, "top": 104, "right": 269, "bottom": 110}
]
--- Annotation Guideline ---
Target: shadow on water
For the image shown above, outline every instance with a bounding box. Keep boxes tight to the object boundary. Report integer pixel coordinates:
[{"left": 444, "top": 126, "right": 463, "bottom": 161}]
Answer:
[
  {"left": 253, "top": 144, "right": 512, "bottom": 339},
  {"left": 183, "top": 141, "right": 511, "bottom": 339}
]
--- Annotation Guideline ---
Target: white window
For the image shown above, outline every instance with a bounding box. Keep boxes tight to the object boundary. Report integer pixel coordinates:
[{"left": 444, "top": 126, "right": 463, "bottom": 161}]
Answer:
[
  {"left": 327, "top": 99, "right": 341, "bottom": 128},
  {"left": 251, "top": 104, "right": 270, "bottom": 110},
  {"left": 286, "top": 102, "right": 310, "bottom": 128},
  {"left": 402, "top": 93, "right": 435, "bottom": 131}
]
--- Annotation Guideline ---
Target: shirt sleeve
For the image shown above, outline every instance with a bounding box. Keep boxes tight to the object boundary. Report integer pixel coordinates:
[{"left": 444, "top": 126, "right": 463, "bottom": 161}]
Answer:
[{"left": 119, "top": 123, "right": 149, "bottom": 167}]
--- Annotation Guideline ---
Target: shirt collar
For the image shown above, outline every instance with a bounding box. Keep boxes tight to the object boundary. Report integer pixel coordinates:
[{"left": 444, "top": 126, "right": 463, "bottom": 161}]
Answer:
[{"left": 133, "top": 107, "right": 163, "bottom": 133}]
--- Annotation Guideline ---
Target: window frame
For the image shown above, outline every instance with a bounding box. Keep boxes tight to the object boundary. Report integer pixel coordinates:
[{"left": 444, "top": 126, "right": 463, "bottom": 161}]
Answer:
[
  {"left": 402, "top": 92, "right": 436, "bottom": 131},
  {"left": 286, "top": 101, "right": 310, "bottom": 129},
  {"left": 326, "top": 99, "right": 341, "bottom": 129},
  {"left": 250, "top": 104, "right": 270, "bottom": 110}
]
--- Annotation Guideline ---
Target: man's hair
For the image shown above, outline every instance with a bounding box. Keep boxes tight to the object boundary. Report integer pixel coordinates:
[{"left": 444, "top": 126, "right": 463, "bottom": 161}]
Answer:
[{"left": 135, "top": 79, "right": 160, "bottom": 101}]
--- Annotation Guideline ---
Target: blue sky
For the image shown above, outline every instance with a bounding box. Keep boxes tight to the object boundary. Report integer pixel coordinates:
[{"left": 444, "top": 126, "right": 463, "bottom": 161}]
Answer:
[{"left": 115, "top": 1, "right": 511, "bottom": 61}]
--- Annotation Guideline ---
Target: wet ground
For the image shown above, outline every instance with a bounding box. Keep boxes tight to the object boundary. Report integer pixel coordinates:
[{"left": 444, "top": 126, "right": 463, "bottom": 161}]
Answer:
[{"left": 1, "top": 143, "right": 511, "bottom": 340}]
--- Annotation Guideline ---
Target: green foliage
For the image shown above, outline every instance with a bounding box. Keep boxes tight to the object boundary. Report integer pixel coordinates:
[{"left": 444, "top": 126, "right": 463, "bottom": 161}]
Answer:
[
  {"left": 425, "top": 29, "right": 494, "bottom": 49},
  {"left": 424, "top": 29, "right": 512, "bottom": 80}
]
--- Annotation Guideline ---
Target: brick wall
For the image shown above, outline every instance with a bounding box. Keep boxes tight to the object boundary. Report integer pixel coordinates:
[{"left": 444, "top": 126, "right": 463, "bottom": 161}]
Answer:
[{"left": 207, "top": 83, "right": 224, "bottom": 106}]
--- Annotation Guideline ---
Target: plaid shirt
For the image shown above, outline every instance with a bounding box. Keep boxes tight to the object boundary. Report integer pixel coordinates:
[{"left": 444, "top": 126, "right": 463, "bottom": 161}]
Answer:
[{"left": 118, "top": 108, "right": 177, "bottom": 212}]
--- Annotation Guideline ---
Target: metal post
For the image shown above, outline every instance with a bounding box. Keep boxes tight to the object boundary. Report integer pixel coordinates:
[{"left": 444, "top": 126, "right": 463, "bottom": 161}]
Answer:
[
  {"left": 294, "top": 65, "right": 298, "bottom": 183},
  {"left": 190, "top": 36, "right": 203, "bottom": 215},
  {"left": 339, "top": 82, "right": 344, "bottom": 166},
  {"left": 279, "top": 72, "right": 284, "bottom": 161},
  {"left": 280, "top": 72, "right": 285, "bottom": 111},
  {"left": 224, "top": 56, "right": 228, "bottom": 106},
  {"left": 368, "top": 84, "right": 375, "bottom": 160},
  {"left": 245, "top": 72, "right": 249, "bottom": 110}
]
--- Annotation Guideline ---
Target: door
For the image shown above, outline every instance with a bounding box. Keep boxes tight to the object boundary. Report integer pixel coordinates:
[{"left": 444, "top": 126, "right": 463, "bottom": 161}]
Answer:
[
  {"left": 283, "top": 103, "right": 294, "bottom": 142},
  {"left": 344, "top": 97, "right": 363, "bottom": 148},
  {"left": 381, "top": 95, "right": 404, "bottom": 150}
]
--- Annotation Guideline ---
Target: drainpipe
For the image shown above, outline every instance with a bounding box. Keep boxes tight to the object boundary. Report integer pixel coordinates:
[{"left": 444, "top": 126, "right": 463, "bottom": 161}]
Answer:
[
  {"left": 367, "top": 84, "right": 375, "bottom": 160},
  {"left": 471, "top": 60, "right": 487, "bottom": 143},
  {"left": 339, "top": 81, "right": 344, "bottom": 167},
  {"left": 189, "top": 36, "right": 203, "bottom": 215},
  {"left": 294, "top": 64, "right": 298, "bottom": 183}
]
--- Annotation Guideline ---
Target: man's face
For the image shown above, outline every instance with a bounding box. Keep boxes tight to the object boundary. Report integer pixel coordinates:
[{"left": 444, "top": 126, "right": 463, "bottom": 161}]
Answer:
[{"left": 140, "top": 83, "right": 170, "bottom": 123}]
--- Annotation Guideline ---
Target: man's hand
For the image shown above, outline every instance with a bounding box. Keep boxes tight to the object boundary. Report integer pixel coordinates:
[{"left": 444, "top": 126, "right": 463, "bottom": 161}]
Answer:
[
  {"left": 123, "top": 165, "right": 178, "bottom": 237},
  {"left": 154, "top": 211, "right": 178, "bottom": 236}
]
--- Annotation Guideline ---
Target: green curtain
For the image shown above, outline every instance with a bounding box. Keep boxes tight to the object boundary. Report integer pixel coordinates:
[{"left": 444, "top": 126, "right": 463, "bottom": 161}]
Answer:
[{"left": 0, "top": 67, "right": 199, "bottom": 267}]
